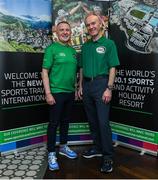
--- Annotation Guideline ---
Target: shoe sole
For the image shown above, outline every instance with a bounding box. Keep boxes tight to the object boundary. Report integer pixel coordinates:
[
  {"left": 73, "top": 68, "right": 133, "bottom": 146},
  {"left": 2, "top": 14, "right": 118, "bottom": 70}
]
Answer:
[
  {"left": 82, "top": 154, "right": 102, "bottom": 158},
  {"left": 59, "top": 152, "right": 77, "bottom": 159},
  {"left": 49, "top": 167, "right": 59, "bottom": 171},
  {"left": 100, "top": 167, "right": 113, "bottom": 173}
]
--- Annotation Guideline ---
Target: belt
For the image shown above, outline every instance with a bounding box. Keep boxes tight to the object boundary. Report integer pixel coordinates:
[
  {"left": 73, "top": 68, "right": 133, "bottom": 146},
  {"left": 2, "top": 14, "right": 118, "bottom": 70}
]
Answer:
[{"left": 83, "top": 75, "right": 108, "bottom": 82}]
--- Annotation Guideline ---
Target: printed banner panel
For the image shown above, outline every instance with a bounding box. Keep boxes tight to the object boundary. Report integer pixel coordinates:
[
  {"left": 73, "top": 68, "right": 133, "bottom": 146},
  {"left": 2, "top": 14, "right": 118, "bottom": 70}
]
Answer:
[
  {"left": 0, "top": 52, "right": 49, "bottom": 130},
  {"left": 0, "top": 0, "right": 52, "bottom": 131},
  {"left": 109, "top": 0, "right": 158, "bottom": 132}
]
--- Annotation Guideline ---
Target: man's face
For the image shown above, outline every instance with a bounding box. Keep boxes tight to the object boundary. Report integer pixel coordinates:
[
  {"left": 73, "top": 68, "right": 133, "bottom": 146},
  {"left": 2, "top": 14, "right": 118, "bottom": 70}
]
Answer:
[
  {"left": 85, "top": 15, "right": 102, "bottom": 38},
  {"left": 56, "top": 23, "right": 71, "bottom": 43}
]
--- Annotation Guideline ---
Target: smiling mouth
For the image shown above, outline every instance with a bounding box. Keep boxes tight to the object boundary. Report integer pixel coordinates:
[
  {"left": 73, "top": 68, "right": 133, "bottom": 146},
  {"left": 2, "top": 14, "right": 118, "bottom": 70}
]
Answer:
[
  {"left": 61, "top": 36, "right": 69, "bottom": 39},
  {"left": 89, "top": 28, "right": 96, "bottom": 32},
  {"left": 90, "top": 30, "right": 96, "bottom": 34}
]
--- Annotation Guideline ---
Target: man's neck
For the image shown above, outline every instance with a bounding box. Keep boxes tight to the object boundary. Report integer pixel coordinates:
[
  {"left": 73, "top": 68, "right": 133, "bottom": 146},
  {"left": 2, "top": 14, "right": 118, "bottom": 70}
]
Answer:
[
  {"left": 92, "top": 34, "right": 102, "bottom": 42},
  {"left": 58, "top": 41, "right": 69, "bottom": 46}
]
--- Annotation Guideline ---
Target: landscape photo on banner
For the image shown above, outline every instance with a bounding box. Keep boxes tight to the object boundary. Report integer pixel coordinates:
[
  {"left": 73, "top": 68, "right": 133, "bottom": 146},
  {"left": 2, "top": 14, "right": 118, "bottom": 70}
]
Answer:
[{"left": 0, "top": 0, "right": 52, "bottom": 53}]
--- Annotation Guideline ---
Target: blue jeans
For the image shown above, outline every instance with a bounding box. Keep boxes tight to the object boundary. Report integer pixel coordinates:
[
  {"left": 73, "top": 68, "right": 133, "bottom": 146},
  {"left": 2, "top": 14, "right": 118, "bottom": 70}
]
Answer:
[
  {"left": 47, "top": 92, "right": 75, "bottom": 152},
  {"left": 83, "top": 77, "right": 114, "bottom": 160}
]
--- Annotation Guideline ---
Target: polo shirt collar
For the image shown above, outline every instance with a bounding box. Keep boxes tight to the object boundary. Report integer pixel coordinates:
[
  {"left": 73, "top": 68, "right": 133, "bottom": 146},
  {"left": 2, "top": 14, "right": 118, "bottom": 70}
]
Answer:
[
  {"left": 91, "top": 36, "right": 105, "bottom": 44},
  {"left": 57, "top": 41, "right": 70, "bottom": 47}
]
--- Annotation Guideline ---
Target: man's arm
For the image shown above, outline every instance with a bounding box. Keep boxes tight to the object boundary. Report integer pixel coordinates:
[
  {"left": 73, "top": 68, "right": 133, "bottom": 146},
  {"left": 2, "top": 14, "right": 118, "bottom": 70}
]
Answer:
[
  {"left": 81, "top": 3, "right": 90, "bottom": 14},
  {"left": 78, "top": 68, "right": 83, "bottom": 99},
  {"left": 41, "top": 68, "right": 56, "bottom": 105},
  {"left": 108, "top": 67, "right": 116, "bottom": 89},
  {"left": 69, "top": 1, "right": 81, "bottom": 15},
  {"left": 102, "top": 67, "right": 116, "bottom": 103}
]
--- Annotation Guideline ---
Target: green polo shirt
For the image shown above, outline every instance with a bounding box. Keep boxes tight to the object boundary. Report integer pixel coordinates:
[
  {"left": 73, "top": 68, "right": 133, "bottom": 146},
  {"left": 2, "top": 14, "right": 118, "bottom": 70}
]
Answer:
[
  {"left": 42, "top": 42, "right": 77, "bottom": 93},
  {"left": 80, "top": 36, "right": 120, "bottom": 77}
]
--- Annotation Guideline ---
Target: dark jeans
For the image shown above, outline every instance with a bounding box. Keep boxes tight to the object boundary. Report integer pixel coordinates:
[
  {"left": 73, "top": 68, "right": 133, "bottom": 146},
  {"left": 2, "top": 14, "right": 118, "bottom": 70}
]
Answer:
[
  {"left": 83, "top": 77, "right": 114, "bottom": 161},
  {"left": 47, "top": 92, "right": 75, "bottom": 152}
]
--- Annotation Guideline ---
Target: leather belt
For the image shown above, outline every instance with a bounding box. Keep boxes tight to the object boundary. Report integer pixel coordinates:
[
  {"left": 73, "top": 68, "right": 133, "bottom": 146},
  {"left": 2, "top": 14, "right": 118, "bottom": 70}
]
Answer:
[{"left": 83, "top": 75, "right": 108, "bottom": 82}]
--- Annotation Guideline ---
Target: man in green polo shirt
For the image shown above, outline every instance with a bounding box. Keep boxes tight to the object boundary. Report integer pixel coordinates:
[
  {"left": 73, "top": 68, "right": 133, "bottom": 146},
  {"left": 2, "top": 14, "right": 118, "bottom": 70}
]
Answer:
[
  {"left": 78, "top": 13, "right": 120, "bottom": 173},
  {"left": 42, "top": 21, "right": 78, "bottom": 171}
]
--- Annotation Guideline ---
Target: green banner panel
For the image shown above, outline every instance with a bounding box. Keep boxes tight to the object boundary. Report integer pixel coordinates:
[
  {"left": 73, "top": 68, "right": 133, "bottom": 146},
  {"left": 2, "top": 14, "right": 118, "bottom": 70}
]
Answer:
[
  {"left": 0, "top": 122, "right": 90, "bottom": 144},
  {"left": 111, "top": 122, "right": 158, "bottom": 144}
]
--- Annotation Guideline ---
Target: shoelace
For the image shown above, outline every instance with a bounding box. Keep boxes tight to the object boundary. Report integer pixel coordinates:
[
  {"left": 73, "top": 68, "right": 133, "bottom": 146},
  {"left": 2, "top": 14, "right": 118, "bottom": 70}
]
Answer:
[
  {"left": 103, "top": 160, "right": 113, "bottom": 164},
  {"left": 65, "top": 146, "right": 73, "bottom": 153},
  {"left": 49, "top": 155, "right": 57, "bottom": 164}
]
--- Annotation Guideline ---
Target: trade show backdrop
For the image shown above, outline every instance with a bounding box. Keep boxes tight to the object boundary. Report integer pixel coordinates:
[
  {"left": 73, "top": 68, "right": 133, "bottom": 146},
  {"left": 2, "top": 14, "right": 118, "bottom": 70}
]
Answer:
[
  {"left": 0, "top": 0, "right": 158, "bottom": 155},
  {"left": 0, "top": 0, "right": 108, "bottom": 154}
]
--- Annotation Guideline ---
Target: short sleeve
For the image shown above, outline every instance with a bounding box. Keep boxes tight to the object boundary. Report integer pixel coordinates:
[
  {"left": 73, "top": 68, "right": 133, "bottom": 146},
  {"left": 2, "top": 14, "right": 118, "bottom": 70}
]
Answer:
[
  {"left": 108, "top": 41, "right": 120, "bottom": 68},
  {"left": 42, "top": 45, "right": 54, "bottom": 69}
]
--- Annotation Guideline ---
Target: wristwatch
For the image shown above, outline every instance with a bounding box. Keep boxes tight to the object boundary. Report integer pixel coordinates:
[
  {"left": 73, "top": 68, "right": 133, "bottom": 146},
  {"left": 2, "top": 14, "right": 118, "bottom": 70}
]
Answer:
[{"left": 107, "top": 85, "right": 113, "bottom": 91}]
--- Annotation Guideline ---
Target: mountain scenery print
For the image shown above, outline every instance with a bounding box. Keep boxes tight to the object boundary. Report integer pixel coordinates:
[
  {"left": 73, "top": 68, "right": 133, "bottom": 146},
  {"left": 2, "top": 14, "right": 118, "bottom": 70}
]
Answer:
[{"left": 0, "top": 0, "right": 52, "bottom": 53}]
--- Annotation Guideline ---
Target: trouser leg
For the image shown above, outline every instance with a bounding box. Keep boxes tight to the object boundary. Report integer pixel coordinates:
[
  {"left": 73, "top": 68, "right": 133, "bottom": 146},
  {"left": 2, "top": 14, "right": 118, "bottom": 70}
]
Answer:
[
  {"left": 47, "top": 93, "right": 64, "bottom": 152},
  {"left": 96, "top": 100, "right": 113, "bottom": 160},
  {"left": 60, "top": 93, "right": 75, "bottom": 145},
  {"left": 93, "top": 78, "right": 114, "bottom": 160},
  {"left": 83, "top": 81, "right": 102, "bottom": 151}
]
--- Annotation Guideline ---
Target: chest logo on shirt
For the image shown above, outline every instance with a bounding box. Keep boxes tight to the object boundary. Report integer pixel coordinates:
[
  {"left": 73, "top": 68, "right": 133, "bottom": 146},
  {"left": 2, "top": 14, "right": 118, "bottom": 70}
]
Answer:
[
  {"left": 59, "top": 52, "right": 66, "bottom": 57},
  {"left": 96, "top": 46, "right": 106, "bottom": 54}
]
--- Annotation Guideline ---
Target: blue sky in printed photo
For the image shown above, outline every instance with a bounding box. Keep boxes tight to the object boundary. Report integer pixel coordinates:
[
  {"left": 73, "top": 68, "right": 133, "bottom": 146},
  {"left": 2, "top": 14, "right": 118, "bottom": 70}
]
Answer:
[{"left": 0, "top": 0, "right": 52, "bottom": 21}]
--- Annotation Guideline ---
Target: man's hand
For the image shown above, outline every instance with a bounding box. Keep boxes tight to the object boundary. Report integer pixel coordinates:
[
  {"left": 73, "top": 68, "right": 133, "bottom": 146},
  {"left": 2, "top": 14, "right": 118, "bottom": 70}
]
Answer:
[
  {"left": 102, "top": 88, "right": 112, "bottom": 104},
  {"left": 75, "top": 90, "right": 78, "bottom": 100},
  {"left": 78, "top": 87, "right": 83, "bottom": 100},
  {"left": 45, "top": 93, "right": 56, "bottom": 105}
]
